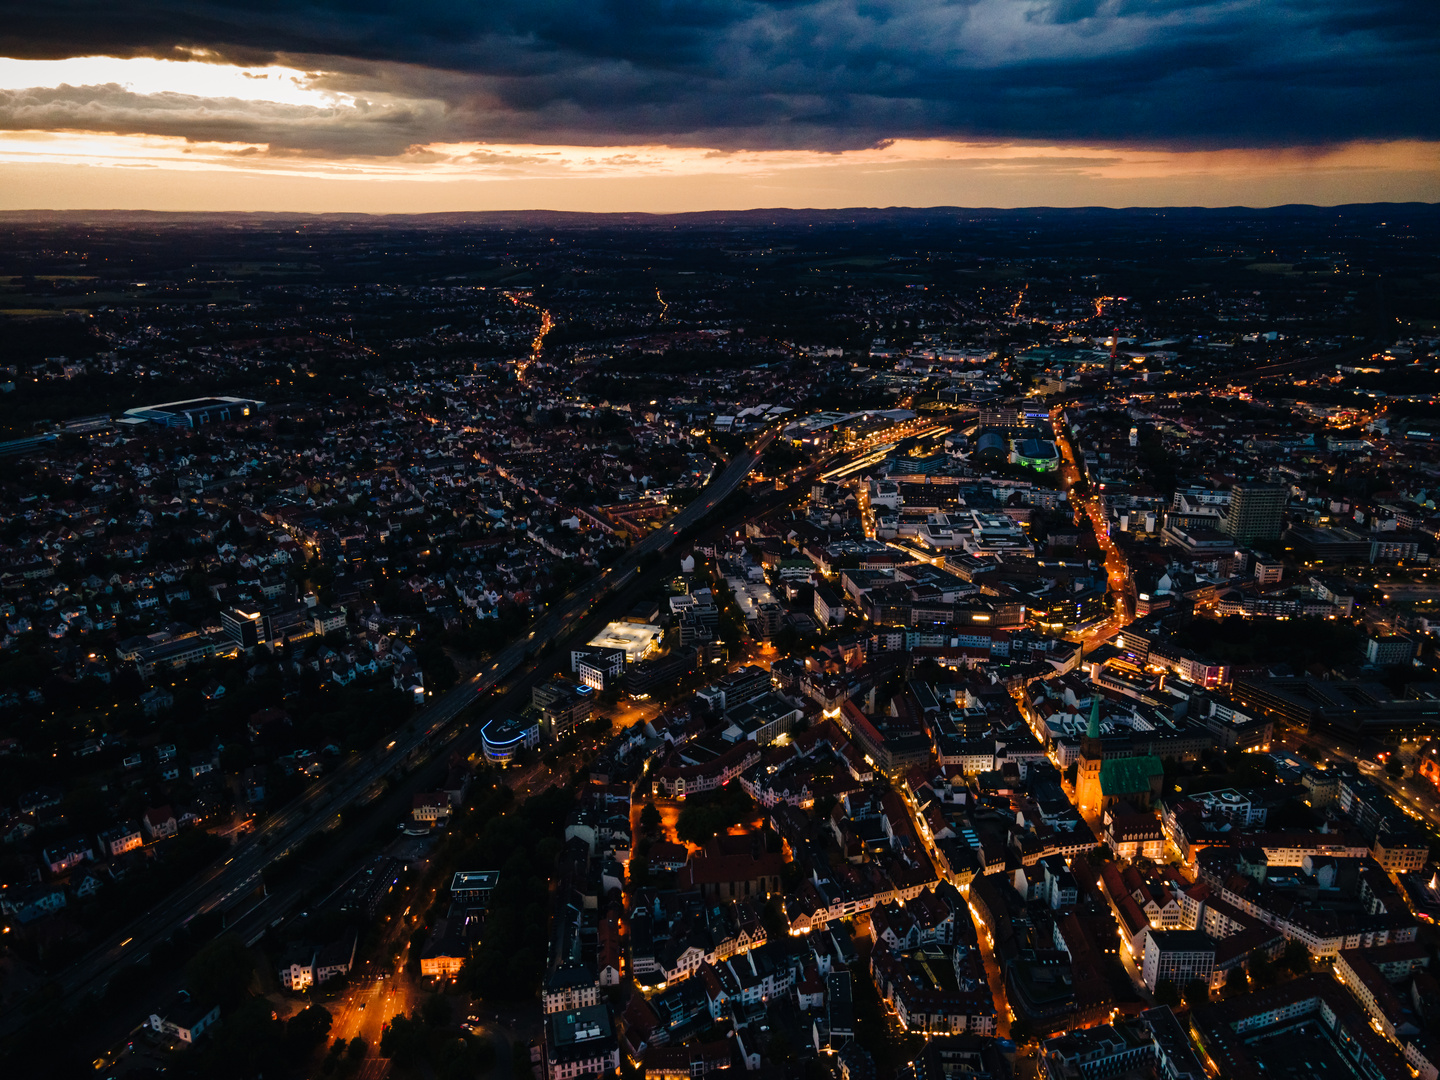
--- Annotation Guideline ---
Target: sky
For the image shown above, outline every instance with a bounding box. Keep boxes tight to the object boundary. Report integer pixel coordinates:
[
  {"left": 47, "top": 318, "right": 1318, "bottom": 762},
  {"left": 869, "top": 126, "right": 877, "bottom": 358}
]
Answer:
[{"left": 0, "top": 1, "right": 1436, "bottom": 212}]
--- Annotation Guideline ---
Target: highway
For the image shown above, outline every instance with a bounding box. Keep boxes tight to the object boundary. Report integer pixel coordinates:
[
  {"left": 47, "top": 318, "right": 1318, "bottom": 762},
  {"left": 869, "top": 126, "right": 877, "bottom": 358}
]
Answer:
[{"left": 0, "top": 422, "right": 780, "bottom": 1040}]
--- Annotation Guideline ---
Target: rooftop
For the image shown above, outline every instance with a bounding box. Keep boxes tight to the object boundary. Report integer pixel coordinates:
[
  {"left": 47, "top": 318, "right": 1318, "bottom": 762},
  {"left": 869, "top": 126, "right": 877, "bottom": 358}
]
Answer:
[{"left": 587, "top": 621, "right": 663, "bottom": 663}]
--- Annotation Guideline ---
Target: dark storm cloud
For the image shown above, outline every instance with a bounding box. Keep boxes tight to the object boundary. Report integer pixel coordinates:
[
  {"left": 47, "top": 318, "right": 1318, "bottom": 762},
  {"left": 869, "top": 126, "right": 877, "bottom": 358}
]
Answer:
[{"left": 0, "top": 0, "right": 1436, "bottom": 151}]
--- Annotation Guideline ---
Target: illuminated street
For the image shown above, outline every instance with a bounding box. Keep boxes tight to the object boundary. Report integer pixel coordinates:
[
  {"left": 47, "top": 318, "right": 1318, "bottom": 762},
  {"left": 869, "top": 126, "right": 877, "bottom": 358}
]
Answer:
[
  {"left": 328, "top": 972, "right": 414, "bottom": 1067},
  {"left": 1053, "top": 405, "right": 1135, "bottom": 651}
]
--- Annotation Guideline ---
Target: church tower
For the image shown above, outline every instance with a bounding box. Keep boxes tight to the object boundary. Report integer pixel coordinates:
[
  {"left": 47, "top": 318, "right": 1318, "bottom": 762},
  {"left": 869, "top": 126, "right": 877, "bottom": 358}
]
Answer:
[{"left": 1075, "top": 693, "right": 1104, "bottom": 813}]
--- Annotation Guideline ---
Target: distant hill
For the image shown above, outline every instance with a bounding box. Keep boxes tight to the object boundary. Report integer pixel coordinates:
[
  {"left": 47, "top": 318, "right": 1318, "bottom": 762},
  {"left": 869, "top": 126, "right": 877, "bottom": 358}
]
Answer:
[{"left": 0, "top": 203, "right": 1436, "bottom": 229}]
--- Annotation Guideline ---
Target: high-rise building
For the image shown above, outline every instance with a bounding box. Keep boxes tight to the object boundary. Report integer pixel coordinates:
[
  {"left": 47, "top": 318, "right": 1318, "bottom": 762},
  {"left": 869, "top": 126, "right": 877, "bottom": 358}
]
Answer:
[{"left": 1221, "top": 483, "right": 1286, "bottom": 544}]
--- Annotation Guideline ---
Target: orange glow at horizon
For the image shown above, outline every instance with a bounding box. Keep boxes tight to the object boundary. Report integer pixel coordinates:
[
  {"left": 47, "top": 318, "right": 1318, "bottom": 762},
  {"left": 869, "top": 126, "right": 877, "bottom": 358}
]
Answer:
[
  {"left": 0, "top": 50, "right": 1432, "bottom": 211},
  {"left": 0, "top": 131, "right": 1436, "bottom": 214},
  {"left": 2, "top": 129, "right": 1438, "bottom": 181}
]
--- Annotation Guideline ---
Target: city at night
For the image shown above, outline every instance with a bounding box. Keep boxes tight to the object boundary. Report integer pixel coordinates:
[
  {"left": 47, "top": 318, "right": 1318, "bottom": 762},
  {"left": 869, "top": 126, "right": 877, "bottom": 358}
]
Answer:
[{"left": 0, "top": 6, "right": 1438, "bottom": 1080}]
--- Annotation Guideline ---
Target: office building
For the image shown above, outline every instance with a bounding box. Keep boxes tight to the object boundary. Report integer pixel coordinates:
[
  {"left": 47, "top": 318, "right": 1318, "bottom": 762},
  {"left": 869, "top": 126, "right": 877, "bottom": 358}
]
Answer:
[
  {"left": 450, "top": 870, "right": 500, "bottom": 906},
  {"left": 1141, "top": 930, "right": 1216, "bottom": 993},
  {"left": 221, "top": 607, "right": 263, "bottom": 648},
  {"left": 1366, "top": 634, "right": 1416, "bottom": 667},
  {"left": 1221, "top": 483, "right": 1286, "bottom": 544},
  {"left": 481, "top": 714, "right": 541, "bottom": 765}
]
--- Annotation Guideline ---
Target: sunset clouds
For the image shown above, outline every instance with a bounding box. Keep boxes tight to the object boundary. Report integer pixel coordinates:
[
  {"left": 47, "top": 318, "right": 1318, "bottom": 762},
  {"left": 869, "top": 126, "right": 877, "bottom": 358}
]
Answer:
[{"left": 0, "top": 1, "right": 1435, "bottom": 209}]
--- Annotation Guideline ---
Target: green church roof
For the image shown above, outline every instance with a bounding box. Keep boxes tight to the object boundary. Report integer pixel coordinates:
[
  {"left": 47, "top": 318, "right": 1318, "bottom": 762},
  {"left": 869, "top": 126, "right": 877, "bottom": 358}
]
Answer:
[{"left": 1099, "top": 755, "right": 1164, "bottom": 796}]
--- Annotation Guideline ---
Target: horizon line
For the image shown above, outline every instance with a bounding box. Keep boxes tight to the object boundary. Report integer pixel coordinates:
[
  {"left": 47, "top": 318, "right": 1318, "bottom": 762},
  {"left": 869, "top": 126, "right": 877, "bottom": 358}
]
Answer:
[{"left": 1, "top": 201, "right": 1437, "bottom": 221}]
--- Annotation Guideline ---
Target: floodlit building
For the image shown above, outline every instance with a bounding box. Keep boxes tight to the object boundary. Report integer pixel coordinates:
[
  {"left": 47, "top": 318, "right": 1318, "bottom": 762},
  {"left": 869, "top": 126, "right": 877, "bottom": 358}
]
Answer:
[{"left": 587, "top": 621, "right": 663, "bottom": 664}]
